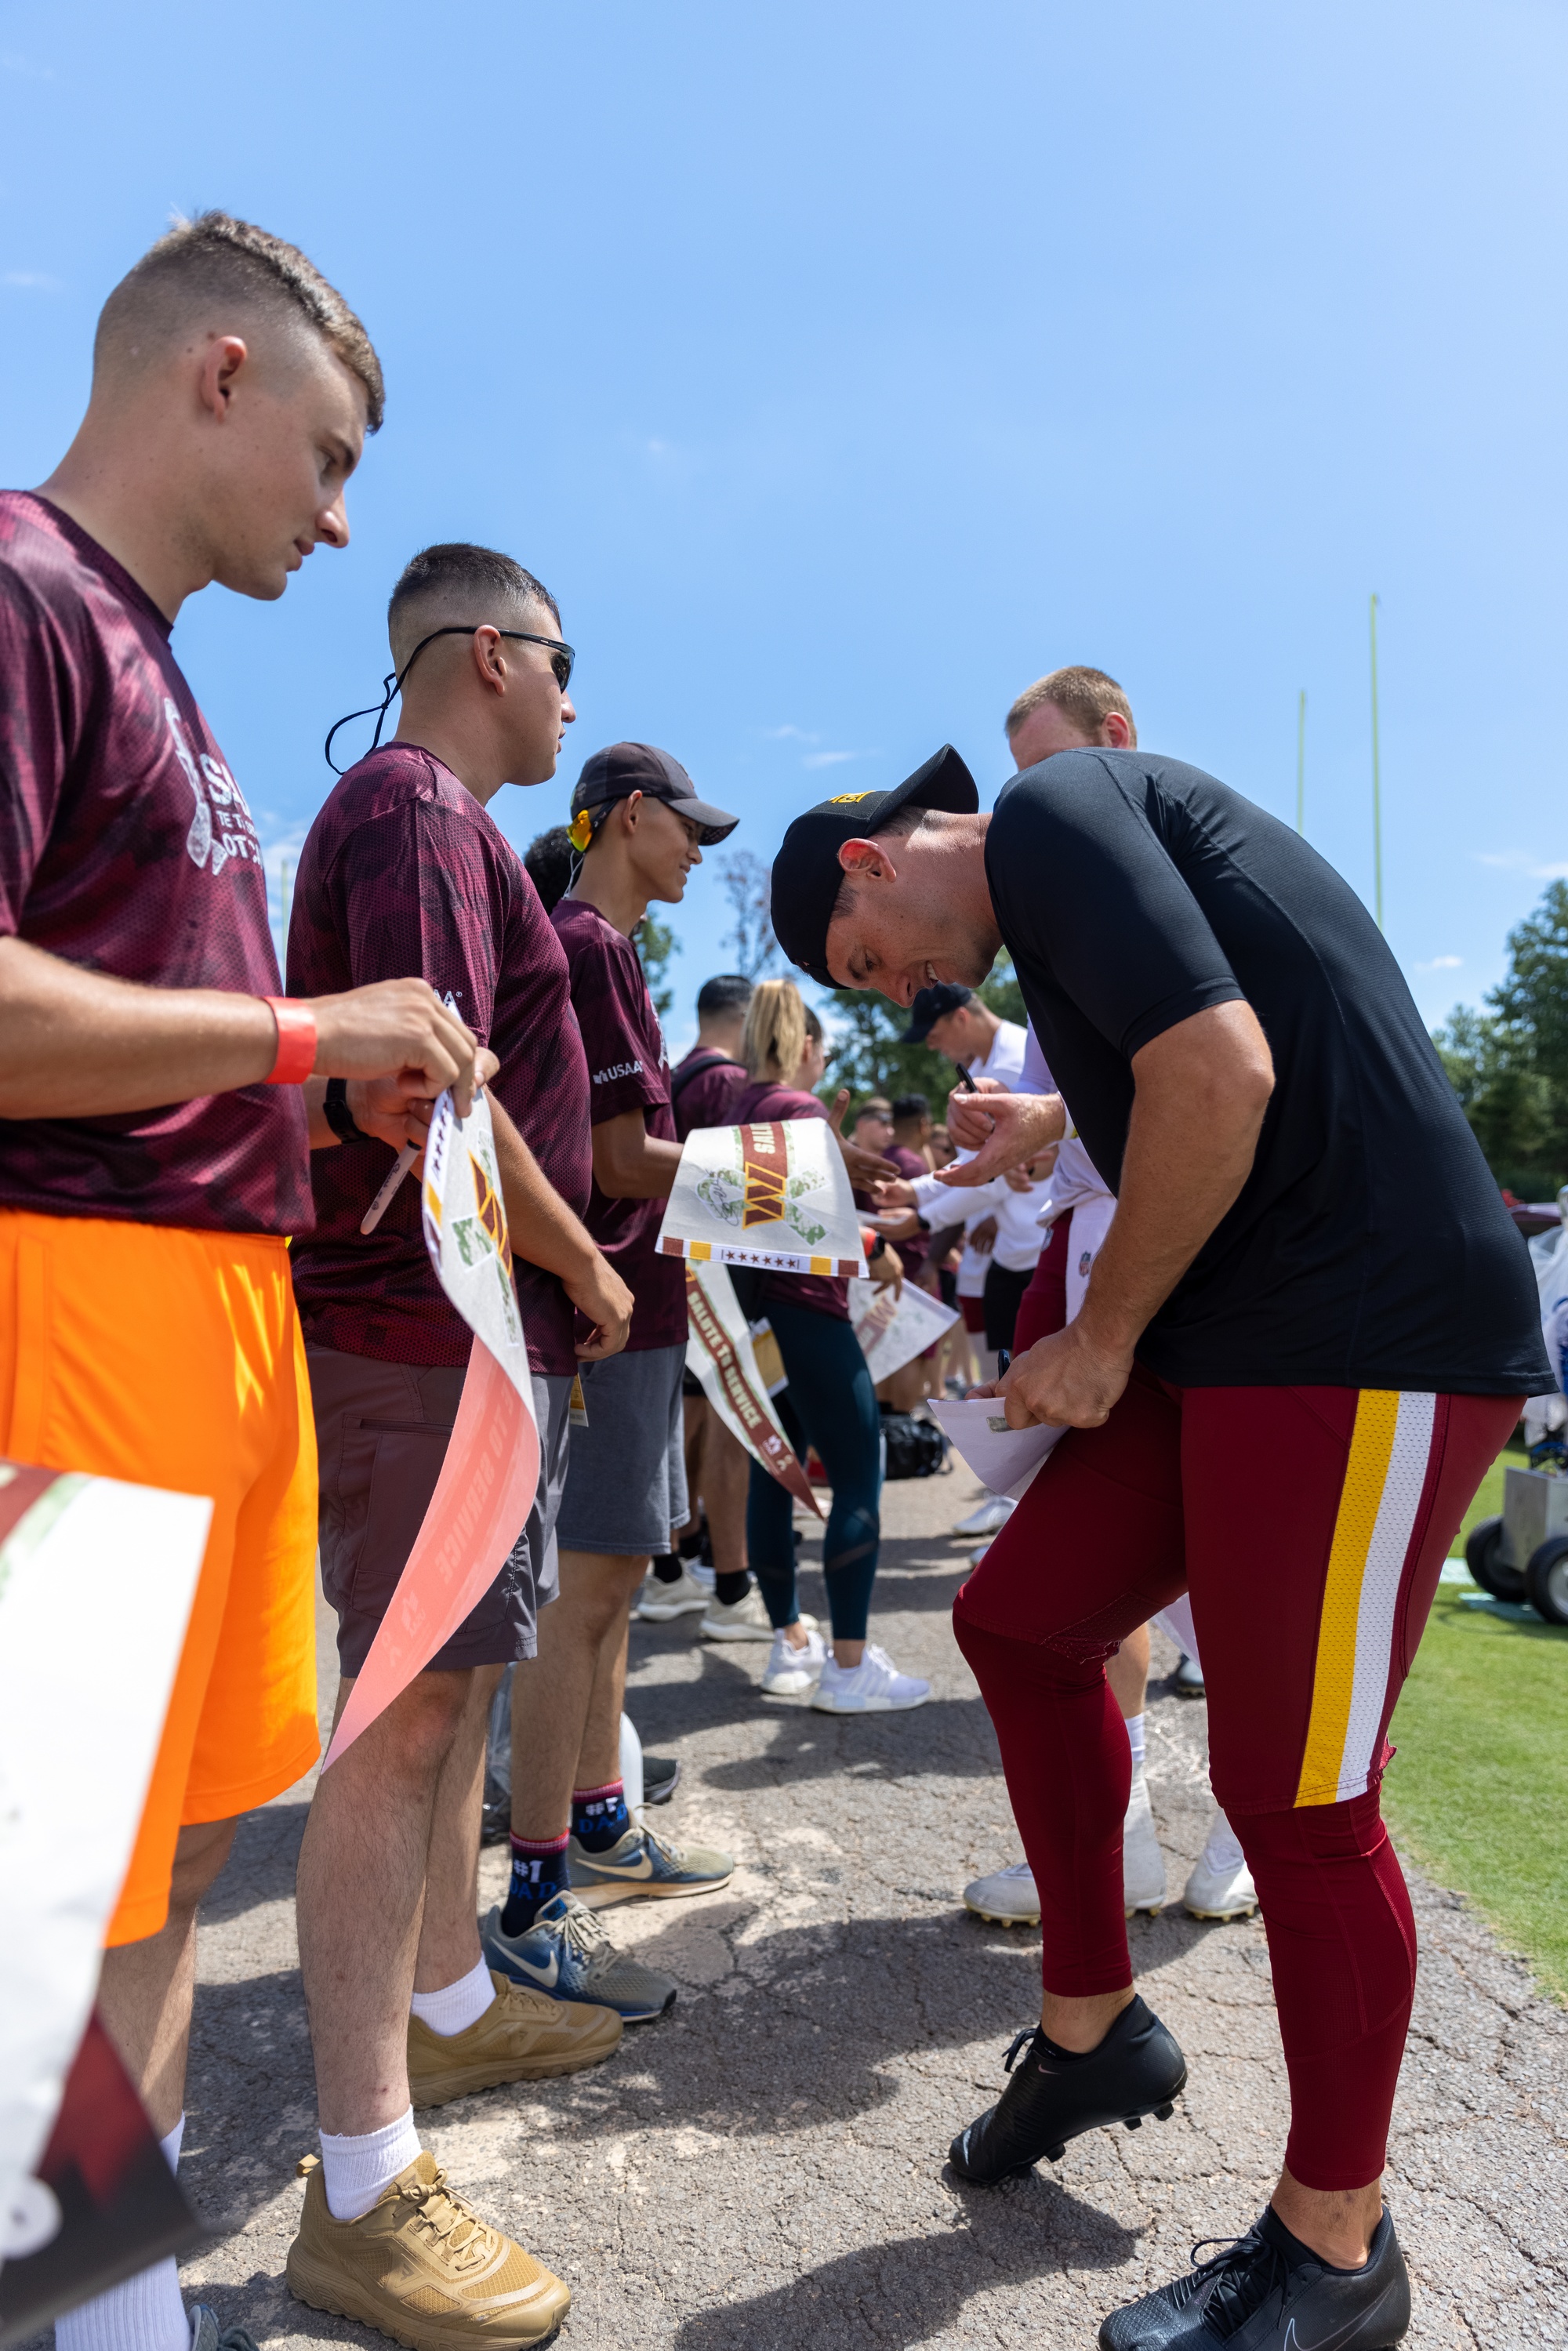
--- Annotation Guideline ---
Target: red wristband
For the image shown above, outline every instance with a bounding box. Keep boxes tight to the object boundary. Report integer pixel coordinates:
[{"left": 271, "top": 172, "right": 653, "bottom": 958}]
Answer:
[{"left": 261, "top": 997, "right": 318, "bottom": 1086}]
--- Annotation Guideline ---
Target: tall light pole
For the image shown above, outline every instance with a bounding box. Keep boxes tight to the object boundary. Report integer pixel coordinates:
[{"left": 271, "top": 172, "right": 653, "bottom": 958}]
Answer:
[
  {"left": 1369, "top": 593, "right": 1383, "bottom": 931},
  {"left": 1296, "top": 689, "right": 1307, "bottom": 835}
]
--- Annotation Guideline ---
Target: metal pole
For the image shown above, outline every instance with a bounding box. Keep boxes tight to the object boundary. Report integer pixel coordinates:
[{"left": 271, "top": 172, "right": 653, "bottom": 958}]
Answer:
[
  {"left": 1296, "top": 689, "right": 1306, "bottom": 835},
  {"left": 1369, "top": 594, "right": 1383, "bottom": 931}
]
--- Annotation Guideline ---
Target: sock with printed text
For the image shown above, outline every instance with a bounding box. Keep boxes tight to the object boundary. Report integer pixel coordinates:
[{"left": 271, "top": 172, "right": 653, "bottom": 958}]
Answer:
[
  {"left": 572, "top": 1778, "right": 630, "bottom": 1852},
  {"left": 502, "top": 1830, "right": 571, "bottom": 1933}
]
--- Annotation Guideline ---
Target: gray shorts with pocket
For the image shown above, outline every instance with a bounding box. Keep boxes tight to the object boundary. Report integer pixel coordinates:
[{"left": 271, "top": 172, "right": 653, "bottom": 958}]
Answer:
[
  {"left": 308, "top": 1346, "right": 572, "bottom": 1678},
  {"left": 555, "top": 1340, "right": 688, "bottom": 1556}
]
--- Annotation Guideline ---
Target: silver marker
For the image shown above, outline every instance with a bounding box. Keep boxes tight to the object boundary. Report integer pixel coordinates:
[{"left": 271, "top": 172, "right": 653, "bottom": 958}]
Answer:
[{"left": 360, "top": 1142, "right": 419, "bottom": 1235}]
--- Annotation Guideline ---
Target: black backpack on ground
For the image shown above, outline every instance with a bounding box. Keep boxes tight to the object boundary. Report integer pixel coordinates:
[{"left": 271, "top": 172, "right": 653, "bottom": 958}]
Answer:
[{"left": 879, "top": 1406, "right": 949, "bottom": 1480}]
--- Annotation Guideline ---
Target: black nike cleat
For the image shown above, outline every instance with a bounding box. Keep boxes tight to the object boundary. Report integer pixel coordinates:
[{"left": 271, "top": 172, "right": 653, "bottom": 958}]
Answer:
[
  {"left": 1098, "top": 2204, "right": 1411, "bottom": 2348},
  {"left": 948, "top": 1994, "right": 1187, "bottom": 2183}
]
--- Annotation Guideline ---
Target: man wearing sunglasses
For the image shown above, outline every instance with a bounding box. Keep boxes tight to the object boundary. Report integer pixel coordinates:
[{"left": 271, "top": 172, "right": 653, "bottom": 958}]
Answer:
[{"left": 284, "top": 541, "right": 634, "bottom": 2343}]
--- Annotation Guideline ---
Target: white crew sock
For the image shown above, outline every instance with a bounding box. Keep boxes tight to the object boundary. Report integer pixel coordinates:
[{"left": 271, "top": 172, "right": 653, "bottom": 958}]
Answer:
[
  {"left": 1200, "top": 1806, "right": 1247, "bottom": 1876},
  {"left": 1123, "top": 1711, "right": 1147, "bottom": 1771},
  {"left": 56, "top": 2117, "right": 188, "bottom": 2351},
  {"left": 409, "top": 1955, "right": 495, "bottom": 2038},
  {"left": 319, "top": 2107, "right": 422, "bottom": 2222}
]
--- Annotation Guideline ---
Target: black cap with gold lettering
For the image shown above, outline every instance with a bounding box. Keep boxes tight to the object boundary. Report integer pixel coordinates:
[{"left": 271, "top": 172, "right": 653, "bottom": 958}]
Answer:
[{"left": 768, "top": 745, "right": 978, "bottom": 986}]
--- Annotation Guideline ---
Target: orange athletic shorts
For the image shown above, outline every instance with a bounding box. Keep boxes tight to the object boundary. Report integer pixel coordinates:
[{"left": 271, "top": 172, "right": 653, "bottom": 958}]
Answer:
[{"left": 0, "top": 1208, "right": 320, "bottom": 1946}]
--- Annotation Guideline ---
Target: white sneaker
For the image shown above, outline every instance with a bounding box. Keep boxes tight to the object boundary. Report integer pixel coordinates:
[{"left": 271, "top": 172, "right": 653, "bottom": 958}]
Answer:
[
  {"left": 637, "top": 1566, "right": 711, "bottom": 1620},
  {"left": 952, "top": 1494, "right": 1015, "bottom": 1538},
  {"left": 760, "top": 1624, "right": 826, "bottom": 1695},
  {"left": 811, "top": 1643, "right": 931, "bottom": 1713},
  {"left": 699, "top": 1585, "right": 776, "bottom": 1640},
  {"left": 963, "top": 1859, "right": 1040, "bottom": 1925},
  {"left": 1123, "top": 1762, "right": 1167, "bottom": 1914},
  {"left": 1182, "top": 1808, "right": 1258, "bottom": 1919}
]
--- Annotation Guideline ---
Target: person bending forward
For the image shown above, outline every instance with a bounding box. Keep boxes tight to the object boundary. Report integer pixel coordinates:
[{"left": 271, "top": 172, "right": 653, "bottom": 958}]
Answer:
[{"left": 769, "top": 738, "right": 1547, "bottom": 2351}]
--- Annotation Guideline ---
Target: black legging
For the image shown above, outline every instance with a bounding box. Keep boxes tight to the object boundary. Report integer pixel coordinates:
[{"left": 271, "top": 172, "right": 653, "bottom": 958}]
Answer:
[{"left": 745, "top": 1299, "right": 883, "bottom": 1642}]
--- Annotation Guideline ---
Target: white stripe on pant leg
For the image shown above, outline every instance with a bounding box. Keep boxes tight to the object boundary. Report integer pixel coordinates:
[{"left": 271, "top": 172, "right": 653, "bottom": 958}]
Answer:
[{"left": 1337, "top": 1391, "right": 1436, "bottom": 1801}]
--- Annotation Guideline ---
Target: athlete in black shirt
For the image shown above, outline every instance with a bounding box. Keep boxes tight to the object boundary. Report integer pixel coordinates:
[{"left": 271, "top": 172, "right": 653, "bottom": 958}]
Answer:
[{"left": 770, "top": 743, "right": 1547, "bottom": 2350}]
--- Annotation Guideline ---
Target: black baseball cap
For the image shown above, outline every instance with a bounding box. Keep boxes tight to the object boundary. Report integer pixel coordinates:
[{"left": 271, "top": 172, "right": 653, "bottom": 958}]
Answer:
[
  {"left": 900, "top": 981, "right": 974, "bottom": 1043},
  {"left": 570, "top": 742, "right": 738, "bottom": 846},
  {"left": 768, "top": 744, "right": 978, "bottom": 986}
]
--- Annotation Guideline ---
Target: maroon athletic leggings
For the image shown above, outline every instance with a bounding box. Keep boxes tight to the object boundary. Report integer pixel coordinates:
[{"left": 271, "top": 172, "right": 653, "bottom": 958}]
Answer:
[{"left": 953, "top": 1357, "right": 1517, "bottom": 2189}]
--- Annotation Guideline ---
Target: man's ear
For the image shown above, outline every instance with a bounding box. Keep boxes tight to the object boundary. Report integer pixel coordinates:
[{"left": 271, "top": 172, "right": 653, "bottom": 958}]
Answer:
[
  {"left": 837, "top": 836, "right": 895, "bottom": 881},
  {"left": 196, "top": 335, "right": 250, "bottom": 422},
  {"left": 1102, "top": 713, "right": 1133, "bottom": 749}
]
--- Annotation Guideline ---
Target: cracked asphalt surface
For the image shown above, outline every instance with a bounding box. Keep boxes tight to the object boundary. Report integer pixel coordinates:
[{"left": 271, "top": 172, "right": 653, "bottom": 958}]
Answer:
[{"left": 151, "top": 1464, "right": 1566, "bottom": 2349}]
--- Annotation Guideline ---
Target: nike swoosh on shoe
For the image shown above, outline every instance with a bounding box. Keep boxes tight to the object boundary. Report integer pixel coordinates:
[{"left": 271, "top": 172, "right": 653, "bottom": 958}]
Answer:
[
  {"left": 1283, "top": 2284, "right": 1399, "bottom": 2351},
  {"left": 582, "top": 1853, "right": 655, "bottom": 1880},
  {"left": 504, "top": 1949, "right": 560, "bottom": 1988}
]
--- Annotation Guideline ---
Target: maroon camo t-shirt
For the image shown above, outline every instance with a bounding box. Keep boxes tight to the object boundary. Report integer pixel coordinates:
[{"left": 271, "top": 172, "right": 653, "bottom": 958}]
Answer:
[
  {"left": 287, "top": 744, "right": 591, "bottom": 1376},
  {"left": 671, "top": 1046, "right": 747, "bottom": 1141},
  {"left": 550, "top": 896, "right": 686, "bottom": 1351},
  {"left": 0, "top": 492, "right": 310, "bottom": 1232}
]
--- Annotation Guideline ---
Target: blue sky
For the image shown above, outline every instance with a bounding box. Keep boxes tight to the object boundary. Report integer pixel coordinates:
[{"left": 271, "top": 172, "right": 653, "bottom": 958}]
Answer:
[{"left": 3, "top": 0, "right": 1563, "bottom": 1054}]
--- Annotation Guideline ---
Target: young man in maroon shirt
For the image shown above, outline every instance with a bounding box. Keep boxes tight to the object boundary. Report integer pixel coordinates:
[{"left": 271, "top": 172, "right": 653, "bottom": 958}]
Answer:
[
  {"left": 283, "top": 542, "right": 637, "bottom": 2333},
  {"left": 0, "top": 216, "right": 499, "bottom": 2351},
  {"left": 639, "top": 971, "right": 756, "bottom": 1628},
  {"left": 484, "top": 746, "right": 746, "bottom": 1968}
]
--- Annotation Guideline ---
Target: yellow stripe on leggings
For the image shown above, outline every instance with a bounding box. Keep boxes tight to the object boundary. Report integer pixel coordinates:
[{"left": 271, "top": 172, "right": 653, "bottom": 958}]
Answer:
[{"left": 1294, "top": 1390, "right": 1400, "bottom": 1806}]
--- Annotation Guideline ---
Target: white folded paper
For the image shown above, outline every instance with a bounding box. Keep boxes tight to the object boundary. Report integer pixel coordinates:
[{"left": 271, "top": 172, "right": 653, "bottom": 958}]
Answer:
[
  {"left": 420, "top": 1088, "right": 536, "bottom": 1411},
  {"left": 849, "top": 1278, "right": 960, "bottom": 1383},
  {"left": 657, "top": 1117, "right": 866, "bottom": 1278},
  {"left": 685, "top": 1261, "right": 822, "bottom": 1515},
  {"left": 0, "top": 1467, "right": 211, "bottom": 2255},
  {"left": 926, "top": 1396, "right": 1068, "bottom": 1501}
]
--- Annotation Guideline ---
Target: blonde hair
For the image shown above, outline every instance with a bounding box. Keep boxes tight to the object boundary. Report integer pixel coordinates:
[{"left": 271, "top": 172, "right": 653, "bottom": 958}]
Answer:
[
  {"left": 742, "top": 977, "right": 820, "bottom": 1083},
  {"left": 1005, "top": 665, "right": 1135, "bottom": 745}
]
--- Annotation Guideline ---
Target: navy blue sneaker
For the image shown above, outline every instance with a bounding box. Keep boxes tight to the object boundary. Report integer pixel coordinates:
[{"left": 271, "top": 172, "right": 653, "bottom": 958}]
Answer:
[
  {"left": 1098, "top": 2205, "right": 1410, "bottom": 2348},
  {"left": 481, "top": 1892, "right": 676, "bottom": 2023}
]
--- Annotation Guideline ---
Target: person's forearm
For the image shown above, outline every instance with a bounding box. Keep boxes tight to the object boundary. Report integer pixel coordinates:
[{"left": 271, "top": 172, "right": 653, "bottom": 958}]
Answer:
[
  {"left": 590, "top": 1111, "right": 684, "bottom": 1201},
  {"left": 0, "top": 934, "right": 279, "bottom": 1116},
  {"left": 1076, "top": 1013, "right": 1272, "bottom": 1358},
  {"left": 0, "top": 936, "right": 486, "bottom": 1122},
  {"left": 491, "top": 1099, "right": 601, "bottom": 1281}
]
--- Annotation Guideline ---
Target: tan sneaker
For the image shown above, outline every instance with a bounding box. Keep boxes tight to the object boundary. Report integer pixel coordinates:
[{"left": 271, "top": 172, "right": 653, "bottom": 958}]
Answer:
[
  {"left": 408, "top": 1968, "right": 621, "bottom": 2107},
  {"left": 288, "top": 2150, "right": 568, "bottom": 2349}
]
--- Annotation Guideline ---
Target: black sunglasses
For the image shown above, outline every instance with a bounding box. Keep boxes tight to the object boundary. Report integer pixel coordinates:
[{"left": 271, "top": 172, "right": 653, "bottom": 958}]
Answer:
[{"left": 324, "top": 625, "right": 576, "bottom": 774}]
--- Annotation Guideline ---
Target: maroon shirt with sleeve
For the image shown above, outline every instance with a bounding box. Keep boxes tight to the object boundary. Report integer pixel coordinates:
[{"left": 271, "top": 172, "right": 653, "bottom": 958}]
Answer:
[
  {"left": 550, "top": 896, "right": 686, "bottom": 1351},
  {"left": 0, "top": 491, "right": 310, "bottom": 1232},
  {"left": 730, "top": 1079, "right": 851, "bottom": 1320},
  {"left": 670, "top": 1045, "right": 747, "bottom": 1141},
  {"left": 887, "top": 1143, "right": 931, "bottom": 1284},
  {"left": 286, "top": 744, "right": 590, "bottom": 1376}
]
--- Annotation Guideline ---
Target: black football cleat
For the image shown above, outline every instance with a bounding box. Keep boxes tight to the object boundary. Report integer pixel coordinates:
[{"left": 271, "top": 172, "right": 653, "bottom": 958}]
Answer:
[
  {"left": 948, "top": 1994, "right": 1187, "bottom": 2184},
  {"left": 1098, "top": 2204, "right": 1411, "bottom": 2348}
]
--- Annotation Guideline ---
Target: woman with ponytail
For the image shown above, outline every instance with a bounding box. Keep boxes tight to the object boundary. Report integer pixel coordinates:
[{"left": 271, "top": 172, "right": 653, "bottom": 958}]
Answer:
[{"left": 731, "top": 979, "right": 931, "bottom": 1713}]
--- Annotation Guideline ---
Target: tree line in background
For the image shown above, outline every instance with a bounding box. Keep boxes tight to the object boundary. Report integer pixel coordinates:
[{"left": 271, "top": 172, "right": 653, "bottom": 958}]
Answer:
[
  {"left": 1436, "top": 880, "right": 1568, "bottom": 1200},
  {"left": 643, "top": 854, "right": 1568, "bottom": 1196}
]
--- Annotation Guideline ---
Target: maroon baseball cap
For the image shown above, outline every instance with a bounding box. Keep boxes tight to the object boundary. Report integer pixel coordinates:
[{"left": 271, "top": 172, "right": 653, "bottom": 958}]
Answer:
[{"left": 570, "top": 742, "right": 738, "bottom": 845}]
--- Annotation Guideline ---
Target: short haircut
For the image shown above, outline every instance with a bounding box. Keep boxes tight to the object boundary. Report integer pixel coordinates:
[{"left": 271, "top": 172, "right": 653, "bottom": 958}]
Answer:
[
  {"left": 891, "top": 1093, "right": 929, "bottom": 1123},
  {"left": 94, "top": 211, "right": 384, "bottom": 430},
  {"left": 388, "top": 542, "right": 559, "bottom": 663},
  {"left": 696, "top": 974, "right": 754, "bottom": 1018},
  {"left": 855, "top": 1097, "right": 894, "bottom": 1121},
  {"left": 524, "top": 824, "right": 575, "bottom": 915},
  {"left": 1004, "top": 666, "right": 1136, "bottom": 745}
]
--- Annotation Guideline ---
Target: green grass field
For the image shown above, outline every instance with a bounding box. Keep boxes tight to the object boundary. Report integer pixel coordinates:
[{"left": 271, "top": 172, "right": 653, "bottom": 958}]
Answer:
[{"left": 1382, "top": 1440, "right": 1568, "bottom": 2001}]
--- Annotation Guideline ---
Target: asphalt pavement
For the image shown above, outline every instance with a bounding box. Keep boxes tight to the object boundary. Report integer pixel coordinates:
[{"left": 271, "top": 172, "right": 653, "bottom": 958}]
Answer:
[{"left": 159, "top": 1460, "right": 1567, "bottom": 2350}]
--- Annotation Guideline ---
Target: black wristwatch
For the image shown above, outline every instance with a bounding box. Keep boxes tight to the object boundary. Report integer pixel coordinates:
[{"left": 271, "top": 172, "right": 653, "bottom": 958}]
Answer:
[{"left": 323, "top": 1077, "right": 365, "bottom": 1145}]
